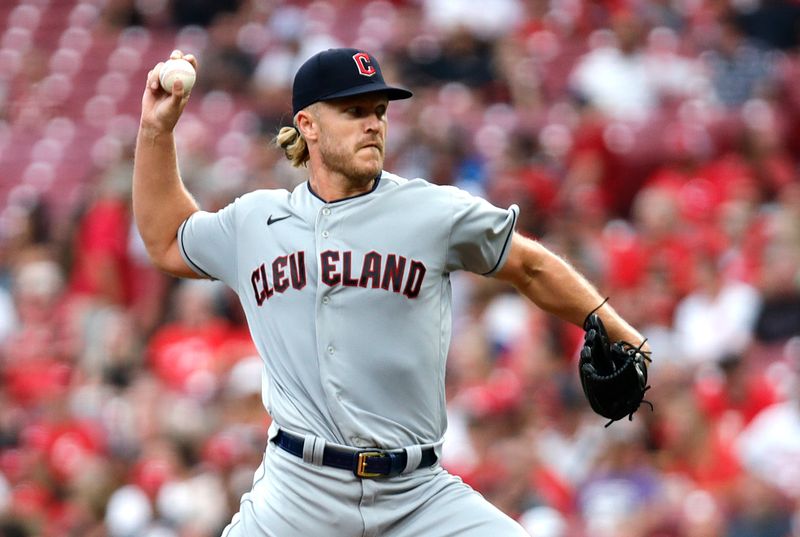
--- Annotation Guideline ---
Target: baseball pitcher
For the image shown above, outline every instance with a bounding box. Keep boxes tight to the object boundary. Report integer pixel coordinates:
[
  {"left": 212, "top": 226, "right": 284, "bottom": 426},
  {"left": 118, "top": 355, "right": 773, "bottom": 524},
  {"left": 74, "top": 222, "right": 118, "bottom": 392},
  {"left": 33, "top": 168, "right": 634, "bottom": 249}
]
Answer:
[{"left": 134, "top": 47, "right": 651, "bottom": 537}]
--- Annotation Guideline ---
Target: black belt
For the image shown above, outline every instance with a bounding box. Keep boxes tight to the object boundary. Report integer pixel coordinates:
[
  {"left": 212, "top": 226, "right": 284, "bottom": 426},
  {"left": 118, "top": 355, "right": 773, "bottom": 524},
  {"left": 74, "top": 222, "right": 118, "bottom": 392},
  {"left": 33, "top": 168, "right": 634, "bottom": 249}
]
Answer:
[{"left": 273, "top": 430, "right": 438, "bottom": 478}]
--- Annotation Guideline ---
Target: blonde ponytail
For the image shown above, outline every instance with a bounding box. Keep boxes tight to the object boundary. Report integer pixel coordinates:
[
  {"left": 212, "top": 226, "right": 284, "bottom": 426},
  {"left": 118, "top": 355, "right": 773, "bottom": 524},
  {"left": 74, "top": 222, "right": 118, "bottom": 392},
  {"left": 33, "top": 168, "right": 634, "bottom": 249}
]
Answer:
[{"left": 275, "top": 125, "right": 309, "bottom": 168}]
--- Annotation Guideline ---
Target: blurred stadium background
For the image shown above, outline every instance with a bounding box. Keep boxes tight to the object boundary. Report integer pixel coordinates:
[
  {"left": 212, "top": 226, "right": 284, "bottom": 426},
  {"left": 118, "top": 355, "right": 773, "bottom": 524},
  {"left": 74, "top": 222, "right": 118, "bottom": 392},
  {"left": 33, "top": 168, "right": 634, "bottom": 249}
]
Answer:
[{"left": 0, "top": 0, "right": 799, "bottom": 536}]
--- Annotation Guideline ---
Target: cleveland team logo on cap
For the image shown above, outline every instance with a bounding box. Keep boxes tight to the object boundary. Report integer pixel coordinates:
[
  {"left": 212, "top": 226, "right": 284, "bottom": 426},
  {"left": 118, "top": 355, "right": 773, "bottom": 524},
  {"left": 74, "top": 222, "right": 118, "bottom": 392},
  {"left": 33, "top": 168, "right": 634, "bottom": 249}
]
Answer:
[{"left": 352, "top": 52, "right": 377, "bottom": 77}]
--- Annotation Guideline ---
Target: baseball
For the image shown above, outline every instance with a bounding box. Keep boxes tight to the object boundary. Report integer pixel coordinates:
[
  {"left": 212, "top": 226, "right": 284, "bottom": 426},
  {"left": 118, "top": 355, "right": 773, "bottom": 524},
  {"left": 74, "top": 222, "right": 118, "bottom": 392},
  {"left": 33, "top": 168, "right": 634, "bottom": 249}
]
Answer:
[{"left": 159, "top": 58, "right": 196, "bottom": 94}]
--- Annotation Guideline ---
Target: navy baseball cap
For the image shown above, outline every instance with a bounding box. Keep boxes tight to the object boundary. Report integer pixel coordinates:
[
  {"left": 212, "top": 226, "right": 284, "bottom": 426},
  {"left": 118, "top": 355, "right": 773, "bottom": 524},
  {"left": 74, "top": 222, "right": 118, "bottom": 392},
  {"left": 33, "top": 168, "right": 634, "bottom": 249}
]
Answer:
[{"left": 292, "top": 48, "right": 412, "bottom": 116}]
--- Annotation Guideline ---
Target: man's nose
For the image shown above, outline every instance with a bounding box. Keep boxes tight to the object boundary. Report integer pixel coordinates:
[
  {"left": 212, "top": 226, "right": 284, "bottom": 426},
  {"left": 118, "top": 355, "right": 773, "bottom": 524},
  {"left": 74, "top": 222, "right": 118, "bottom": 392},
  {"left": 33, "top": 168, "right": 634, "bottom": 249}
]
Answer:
[{"left": 364, "top": 114, "right": 382, "bottom": 132}]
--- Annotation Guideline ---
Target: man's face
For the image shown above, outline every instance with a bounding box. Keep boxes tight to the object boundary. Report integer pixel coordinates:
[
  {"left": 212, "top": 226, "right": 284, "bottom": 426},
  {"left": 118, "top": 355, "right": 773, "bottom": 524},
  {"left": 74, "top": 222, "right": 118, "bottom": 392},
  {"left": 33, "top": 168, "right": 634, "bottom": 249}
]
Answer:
[{"left": 314, "top": 93, "right": 389, "bottom": 184}]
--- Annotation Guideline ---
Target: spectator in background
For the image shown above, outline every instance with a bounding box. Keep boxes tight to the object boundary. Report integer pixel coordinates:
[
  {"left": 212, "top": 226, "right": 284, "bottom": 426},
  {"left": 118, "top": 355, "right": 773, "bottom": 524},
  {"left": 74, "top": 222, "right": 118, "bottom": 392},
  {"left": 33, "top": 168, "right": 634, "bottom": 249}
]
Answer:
[
  {"left": 738, "top": 99, "right": 795, "bottom": 202},
  {"left": 104, "top": 437, "right": 184, "bottom": 537},
  {"left": 252, "top": 36, "right": 304, "bottom": 123},
  {"left": 753, "top": 236, "right": 800, "bottom": 347},
  {"left": 400, "top": 26, "right": 498, "bottom": 92},
  {"left": 642, "top": 25, "right": 713, "bottom": 107},
  {"left": 734, "top": 345, "right": 800, "bottom": 534},
  {"left": 199, "top": 12, "right": 257, "bottom": 95},
  {"left": 658, "top": 385, "right": 743, "bottom": 501},
  {"left": 569, "top": 10, "right": 657, "bottom": 122},
  {"left": 147, "top": 279, "right": 255, "bottom": 401},
  {"left": 725, "top": 476, "right": 795, "bottom": 537},
  {"left": 252, "top": 18, "right": 343, "bottom": 129},
  {"left": 624, "top": 186, "right": 694, "bottom": 296},
  {"left": 66, "top": 174, "right": 134, "bottom": 309},
  {"left": 694, "top": 352, "right": 781, "bottom": 429},
  {"left": 736, "top": 0, "right": 800, "bottom": 51},
  {"left": 0, "top": 197, "right": 54, "bottom": 273},
  {"left": 487, "top": 131, "right": 558, "bottom": 238},
  {"left": 2, "top": 259, "right": 74, "bottom": 407},
  {"left": 531, "top": 382, "right": 606, "bottom": 504},
  {"left": 422, "top": 0, "right": 523, "bottom": 41},
  {"left": 751, "top": 183, "right": 800, "bottom": 355},
  {"left": 576, "top": 424, "right": 664, "bottom": 537},
  {"left": 673, "top": 253, "right": 760, "bottom": 366},
  {"left": 701, "top": 15, "right": 774, "bottom": 109}
]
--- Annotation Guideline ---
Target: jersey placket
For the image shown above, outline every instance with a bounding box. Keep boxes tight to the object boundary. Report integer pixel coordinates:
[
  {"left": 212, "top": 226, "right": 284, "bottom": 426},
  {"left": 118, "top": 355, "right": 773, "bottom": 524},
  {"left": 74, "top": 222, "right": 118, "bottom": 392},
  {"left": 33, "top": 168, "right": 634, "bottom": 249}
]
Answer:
[{"left": 313, "top": 202, "right": 351, "bottom": 442}]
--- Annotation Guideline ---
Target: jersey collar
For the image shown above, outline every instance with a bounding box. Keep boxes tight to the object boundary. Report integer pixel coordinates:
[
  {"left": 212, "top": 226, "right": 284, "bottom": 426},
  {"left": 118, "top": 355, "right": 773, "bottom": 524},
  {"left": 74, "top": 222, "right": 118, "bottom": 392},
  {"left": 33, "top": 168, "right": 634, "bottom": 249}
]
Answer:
[{"left": 306, "top": 172, "right": 382, "bottom": 204}]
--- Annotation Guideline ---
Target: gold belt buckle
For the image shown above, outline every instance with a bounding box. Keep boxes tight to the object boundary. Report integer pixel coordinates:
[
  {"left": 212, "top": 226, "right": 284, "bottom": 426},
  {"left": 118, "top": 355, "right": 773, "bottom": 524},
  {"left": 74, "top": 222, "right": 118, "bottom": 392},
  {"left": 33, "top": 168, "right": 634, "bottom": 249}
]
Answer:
[{"left": 356, "top": 451, "right": 386, "bottom": 478}]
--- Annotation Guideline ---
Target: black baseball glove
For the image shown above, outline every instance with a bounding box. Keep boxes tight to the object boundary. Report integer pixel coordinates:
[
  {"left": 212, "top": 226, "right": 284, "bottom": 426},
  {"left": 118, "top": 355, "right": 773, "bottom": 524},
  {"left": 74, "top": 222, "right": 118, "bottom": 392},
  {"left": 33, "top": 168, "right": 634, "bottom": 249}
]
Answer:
[{"left": 579, "top": 312, "right": 652, "bottom": 426}]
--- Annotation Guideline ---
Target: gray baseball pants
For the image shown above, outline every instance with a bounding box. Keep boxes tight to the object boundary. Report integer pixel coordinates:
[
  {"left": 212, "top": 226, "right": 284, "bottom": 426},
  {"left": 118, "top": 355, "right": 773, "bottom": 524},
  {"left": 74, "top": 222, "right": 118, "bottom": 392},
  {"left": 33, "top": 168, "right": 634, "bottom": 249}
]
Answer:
[{"left": 221, "top": 439, "right": 528, "bottom": 537}]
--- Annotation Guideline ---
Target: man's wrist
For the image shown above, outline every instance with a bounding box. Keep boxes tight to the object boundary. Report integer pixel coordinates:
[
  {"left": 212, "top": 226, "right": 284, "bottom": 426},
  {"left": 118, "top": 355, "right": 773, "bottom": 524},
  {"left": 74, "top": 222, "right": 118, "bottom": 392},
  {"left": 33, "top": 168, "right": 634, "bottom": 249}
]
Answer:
[{"left": 138, "top": 123, "right": 174, "bottom": 142}]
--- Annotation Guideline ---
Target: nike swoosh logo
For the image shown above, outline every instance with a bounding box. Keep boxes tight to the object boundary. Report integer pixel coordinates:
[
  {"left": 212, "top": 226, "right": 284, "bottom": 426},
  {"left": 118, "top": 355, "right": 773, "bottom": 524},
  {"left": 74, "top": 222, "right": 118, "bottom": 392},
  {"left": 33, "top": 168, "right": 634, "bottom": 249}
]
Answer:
[{"left": 267, "top": 214, "right": 292, "bottom": 226}]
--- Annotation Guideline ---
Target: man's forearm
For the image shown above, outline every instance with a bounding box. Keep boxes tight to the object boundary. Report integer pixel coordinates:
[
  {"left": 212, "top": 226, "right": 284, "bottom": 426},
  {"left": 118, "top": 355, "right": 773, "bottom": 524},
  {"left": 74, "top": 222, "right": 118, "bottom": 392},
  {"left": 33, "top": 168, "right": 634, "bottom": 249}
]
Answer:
[
  {"left": 132, "top": 126, "right": 198, "bottom": 270},
  {"left": 499, "top": 235, "right": 647, "bottom": 347},
  {"left": 527, "top": 253, "right": 643, "bottom": 343}
]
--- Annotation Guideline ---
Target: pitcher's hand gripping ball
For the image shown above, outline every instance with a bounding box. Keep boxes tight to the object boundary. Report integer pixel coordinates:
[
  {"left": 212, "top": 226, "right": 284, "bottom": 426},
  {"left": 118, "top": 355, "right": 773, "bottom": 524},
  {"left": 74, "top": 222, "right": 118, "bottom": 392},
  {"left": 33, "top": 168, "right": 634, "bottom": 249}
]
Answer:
[
  {"left": 579, "top": 313, "right": 652, "bottom": 426},
  {"left": 159, "top": 58, "right": 196, "bottom": 94}
]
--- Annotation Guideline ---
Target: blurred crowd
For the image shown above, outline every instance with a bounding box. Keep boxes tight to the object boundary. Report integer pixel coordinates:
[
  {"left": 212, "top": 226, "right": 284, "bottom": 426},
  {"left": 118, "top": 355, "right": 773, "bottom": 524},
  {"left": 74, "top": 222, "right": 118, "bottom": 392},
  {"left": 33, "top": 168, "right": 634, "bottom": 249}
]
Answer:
[{"left": 1, "top": 0, "right": 800, "bottom": 536}]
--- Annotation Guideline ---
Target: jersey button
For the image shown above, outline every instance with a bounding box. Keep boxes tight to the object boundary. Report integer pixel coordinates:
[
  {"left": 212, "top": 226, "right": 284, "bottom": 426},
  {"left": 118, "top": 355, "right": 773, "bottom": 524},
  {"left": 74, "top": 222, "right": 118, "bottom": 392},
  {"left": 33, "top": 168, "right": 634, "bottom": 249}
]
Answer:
[
  {"left": 322, "top": 208, "right": 331, "bottom": 216},
  {"left": 327, "top": 346, "right": 335, "bottom": 355},
  {"left": 321, "top": 230, "right": 329, "bottom": 238},
  {"left": 322, "top": 296, "right": 330, "bottom": 305}
]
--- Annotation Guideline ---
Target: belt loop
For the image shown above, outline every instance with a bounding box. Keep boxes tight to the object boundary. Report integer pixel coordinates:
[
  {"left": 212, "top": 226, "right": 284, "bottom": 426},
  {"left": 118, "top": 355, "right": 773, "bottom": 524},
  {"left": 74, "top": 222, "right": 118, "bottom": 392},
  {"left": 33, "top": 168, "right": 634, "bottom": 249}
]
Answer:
[
  {"left": 302, "top": 434, "right": 317, "bottom": 465},
  {"left": 402, "top": 445, "right": 422, "bottom": 474},
  {"left": 267, "top": 422, "right": 281, "bottom": 442},
  {"left": 312, "top": 437, "right": 326, "bottom": 466}
]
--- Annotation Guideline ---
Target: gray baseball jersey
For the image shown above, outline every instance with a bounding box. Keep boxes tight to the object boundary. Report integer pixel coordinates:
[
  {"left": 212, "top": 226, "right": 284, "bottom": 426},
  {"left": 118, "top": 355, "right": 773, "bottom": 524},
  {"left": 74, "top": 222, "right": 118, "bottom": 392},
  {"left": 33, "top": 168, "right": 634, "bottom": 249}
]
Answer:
[{"left": 178, "top": 171, "right": 518, "bottom": 449}]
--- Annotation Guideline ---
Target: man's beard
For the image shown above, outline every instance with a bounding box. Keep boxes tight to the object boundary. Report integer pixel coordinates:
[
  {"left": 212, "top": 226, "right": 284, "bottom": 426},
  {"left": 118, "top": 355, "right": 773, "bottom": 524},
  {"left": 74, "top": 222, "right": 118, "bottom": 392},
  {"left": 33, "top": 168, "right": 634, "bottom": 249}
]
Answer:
[{"left": 318, "top": 135, "right": 383, "bottom": 186}]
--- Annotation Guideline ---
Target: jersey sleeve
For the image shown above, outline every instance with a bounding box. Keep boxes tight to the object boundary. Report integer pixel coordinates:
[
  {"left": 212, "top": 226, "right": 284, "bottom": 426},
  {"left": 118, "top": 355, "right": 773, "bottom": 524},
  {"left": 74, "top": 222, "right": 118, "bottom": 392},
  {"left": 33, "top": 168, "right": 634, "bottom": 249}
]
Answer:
[
  {"left": 177, "top": 201, "right": 238, "bottom": 286},
  {"left": 444, "top": 187, "right": 519, "bottom": 275}
]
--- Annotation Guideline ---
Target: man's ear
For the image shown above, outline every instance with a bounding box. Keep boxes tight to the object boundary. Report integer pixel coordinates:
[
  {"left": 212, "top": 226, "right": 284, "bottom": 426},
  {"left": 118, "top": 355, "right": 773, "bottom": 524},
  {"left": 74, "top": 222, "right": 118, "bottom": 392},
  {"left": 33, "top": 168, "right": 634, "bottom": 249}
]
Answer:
[{"left": 295, "top": 108, "right": 318, "bottom": 142}]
